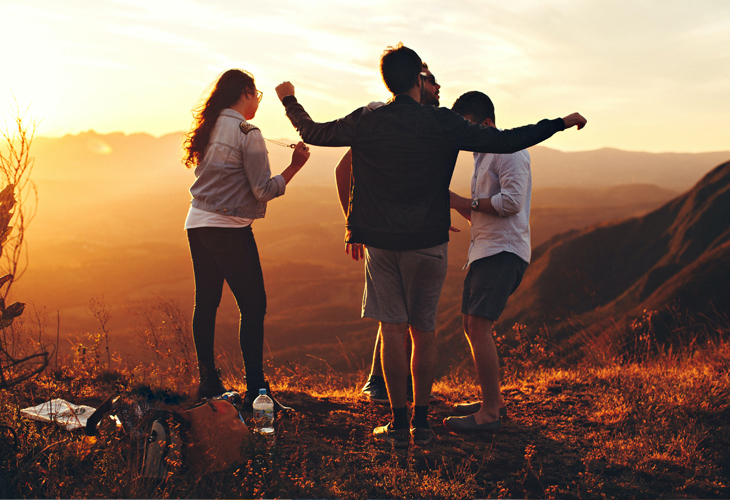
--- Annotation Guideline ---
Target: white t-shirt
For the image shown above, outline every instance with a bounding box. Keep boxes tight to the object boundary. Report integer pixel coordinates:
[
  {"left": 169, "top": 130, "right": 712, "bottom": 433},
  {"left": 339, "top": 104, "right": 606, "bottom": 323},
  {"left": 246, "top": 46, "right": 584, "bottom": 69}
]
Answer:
[{"left": 184, "top": 206, "right": 253, "bottom": 229}]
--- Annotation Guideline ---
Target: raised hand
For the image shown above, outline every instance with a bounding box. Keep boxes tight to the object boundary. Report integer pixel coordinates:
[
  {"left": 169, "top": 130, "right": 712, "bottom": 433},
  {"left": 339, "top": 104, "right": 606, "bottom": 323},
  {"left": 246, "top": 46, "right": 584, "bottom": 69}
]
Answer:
[
  {"left": 275, "top": 82, "right": 295, "bottom": 102},
  {"left": 562, "top": 113, "right": 587, "bottom": 130}
]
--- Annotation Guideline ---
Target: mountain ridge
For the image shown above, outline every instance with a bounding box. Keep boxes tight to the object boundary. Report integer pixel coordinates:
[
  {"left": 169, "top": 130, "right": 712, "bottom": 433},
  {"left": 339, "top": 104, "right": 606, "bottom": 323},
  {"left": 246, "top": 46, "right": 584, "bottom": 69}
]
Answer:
[{"left": 497, "top": 160, "right": 730, "bottom": 354}]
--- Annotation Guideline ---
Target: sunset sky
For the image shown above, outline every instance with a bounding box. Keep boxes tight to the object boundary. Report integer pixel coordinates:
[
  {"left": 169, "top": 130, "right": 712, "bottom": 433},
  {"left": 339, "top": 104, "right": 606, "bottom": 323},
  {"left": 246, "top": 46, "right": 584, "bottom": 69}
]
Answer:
[{"left": 1, "top": 0, "right": 728, "bottom": 152}]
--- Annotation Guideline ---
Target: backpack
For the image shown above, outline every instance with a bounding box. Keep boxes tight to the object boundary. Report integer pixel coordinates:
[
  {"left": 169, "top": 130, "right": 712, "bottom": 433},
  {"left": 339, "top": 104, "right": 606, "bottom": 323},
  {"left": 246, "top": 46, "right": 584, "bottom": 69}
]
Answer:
[
  {"left": 142, "top": 417, "right": 183, "bottom": 479},
  {"left": 86, "top": 394, "right": 250, "bottom": 477}
]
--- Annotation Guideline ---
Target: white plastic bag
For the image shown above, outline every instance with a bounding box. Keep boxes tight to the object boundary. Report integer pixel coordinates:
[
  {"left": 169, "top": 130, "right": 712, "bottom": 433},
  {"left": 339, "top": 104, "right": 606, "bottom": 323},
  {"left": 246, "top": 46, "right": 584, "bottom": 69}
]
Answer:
[{"left": 20, "top": 399, "right": 97, "bottom": 431}]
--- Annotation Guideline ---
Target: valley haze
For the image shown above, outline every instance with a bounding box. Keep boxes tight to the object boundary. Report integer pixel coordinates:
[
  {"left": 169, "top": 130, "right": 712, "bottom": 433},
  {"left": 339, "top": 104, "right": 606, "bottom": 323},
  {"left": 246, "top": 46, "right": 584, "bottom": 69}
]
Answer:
[{"left": 13, "top": 130, "right": 730, "bottom": 374}]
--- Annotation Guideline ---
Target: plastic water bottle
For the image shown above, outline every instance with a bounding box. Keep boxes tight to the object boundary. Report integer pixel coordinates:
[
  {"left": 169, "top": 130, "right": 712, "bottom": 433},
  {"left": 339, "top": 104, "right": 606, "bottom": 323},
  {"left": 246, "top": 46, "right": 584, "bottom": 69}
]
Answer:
[{"left": 252, "top": 388, "right": 275, "bottom": 443}]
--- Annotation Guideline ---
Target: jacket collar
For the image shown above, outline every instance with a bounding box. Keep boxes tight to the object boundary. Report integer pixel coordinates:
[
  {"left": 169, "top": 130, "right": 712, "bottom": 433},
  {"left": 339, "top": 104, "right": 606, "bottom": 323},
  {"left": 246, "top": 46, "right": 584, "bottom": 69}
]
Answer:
[
  {"left": 392, "top": 94, "right": 419, "bottom": 105},
  {"left": 221, "top": 108, "right": 246, "bottom": 121}
]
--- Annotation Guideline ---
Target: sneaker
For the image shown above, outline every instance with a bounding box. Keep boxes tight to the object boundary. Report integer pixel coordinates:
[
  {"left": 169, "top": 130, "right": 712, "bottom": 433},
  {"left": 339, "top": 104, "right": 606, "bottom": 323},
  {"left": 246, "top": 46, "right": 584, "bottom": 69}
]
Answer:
[
  {"left": 372, "top": 422, "right": 409, "bottom": 448},
  {"left": 196, "top": 367, "right": 228, "bottom": 400},
  {"left": 410, "top": 426, "right": 435, "bottom": 446},
  {"left": 362, "top": 377, "right": 389, "bottom": 404}
]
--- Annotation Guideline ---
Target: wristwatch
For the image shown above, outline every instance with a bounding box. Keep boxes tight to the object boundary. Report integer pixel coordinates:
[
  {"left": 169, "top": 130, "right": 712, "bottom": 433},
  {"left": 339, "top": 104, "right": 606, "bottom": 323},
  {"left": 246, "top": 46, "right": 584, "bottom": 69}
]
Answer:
[{"left": 471, "top": 198, "right": 480, "bottom": 210}]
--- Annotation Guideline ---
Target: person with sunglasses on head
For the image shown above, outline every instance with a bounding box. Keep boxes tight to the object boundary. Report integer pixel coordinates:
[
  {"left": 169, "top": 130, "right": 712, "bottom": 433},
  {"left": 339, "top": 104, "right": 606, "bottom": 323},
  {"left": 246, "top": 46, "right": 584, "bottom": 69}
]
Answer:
[
  {"left": 275, "top": 43, "right": 586, "bottom": 448},
  {"left": 183, "top": 69, "right": 310, "bottom": 412},
  {"left": 334, "top": 62, "right": 441, "bottom": 406}
]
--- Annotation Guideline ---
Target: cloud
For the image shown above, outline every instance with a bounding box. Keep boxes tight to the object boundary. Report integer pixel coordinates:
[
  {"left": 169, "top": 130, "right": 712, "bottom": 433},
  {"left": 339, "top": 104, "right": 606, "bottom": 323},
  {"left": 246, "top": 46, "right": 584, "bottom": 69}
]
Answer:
[
  {"left": 62, "top": 57, "right": 133, "bottom": 70},
  {"left": 106, "top": 24, "right": 205, "bottom": 48},
  {"left": 1, "top": 3, "right": 73, "bottom": 22}
]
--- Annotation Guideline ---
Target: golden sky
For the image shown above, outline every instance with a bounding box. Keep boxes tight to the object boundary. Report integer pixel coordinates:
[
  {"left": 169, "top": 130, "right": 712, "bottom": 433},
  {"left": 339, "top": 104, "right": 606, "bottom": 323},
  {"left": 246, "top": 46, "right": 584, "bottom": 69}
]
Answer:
[{"left": 2, "top": 0, "right": 729, "bottom": 152}]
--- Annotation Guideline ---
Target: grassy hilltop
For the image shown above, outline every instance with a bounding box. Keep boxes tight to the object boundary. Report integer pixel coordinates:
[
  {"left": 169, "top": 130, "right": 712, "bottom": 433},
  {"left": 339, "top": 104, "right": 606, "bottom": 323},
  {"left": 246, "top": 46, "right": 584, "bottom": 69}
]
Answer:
[{"left": 1, "top": 322, "right": 729, "bottom": 499}]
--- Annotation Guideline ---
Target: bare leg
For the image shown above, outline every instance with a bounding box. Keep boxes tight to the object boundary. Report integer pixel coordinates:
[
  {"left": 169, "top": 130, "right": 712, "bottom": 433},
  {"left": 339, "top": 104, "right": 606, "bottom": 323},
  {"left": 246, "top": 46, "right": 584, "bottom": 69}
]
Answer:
[
  {"left": 379, "top": 322, "right": 409, "bottom": 410},
  {"left": 369, "top": 329, "right": 383, "bottom": 377},
  {"left": 410, "top": 326, "right": 436, "bottom": 407},
  {"left": 464, "top": 314, "right": 503, "bottom": 424}
]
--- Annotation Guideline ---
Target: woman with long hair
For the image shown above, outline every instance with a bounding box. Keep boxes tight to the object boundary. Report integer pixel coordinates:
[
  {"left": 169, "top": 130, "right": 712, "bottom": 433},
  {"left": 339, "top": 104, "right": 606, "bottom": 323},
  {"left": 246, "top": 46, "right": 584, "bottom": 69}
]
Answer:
[{"left": 184, "top": 69, "right": 309, "bottom": 411}]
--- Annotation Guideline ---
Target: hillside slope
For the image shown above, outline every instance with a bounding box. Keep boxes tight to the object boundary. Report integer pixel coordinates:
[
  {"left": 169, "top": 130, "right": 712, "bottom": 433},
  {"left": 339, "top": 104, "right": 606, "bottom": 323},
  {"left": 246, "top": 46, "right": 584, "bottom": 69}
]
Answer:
[{"left": 498, "top": 159, "right": 730, "bottom": 350}]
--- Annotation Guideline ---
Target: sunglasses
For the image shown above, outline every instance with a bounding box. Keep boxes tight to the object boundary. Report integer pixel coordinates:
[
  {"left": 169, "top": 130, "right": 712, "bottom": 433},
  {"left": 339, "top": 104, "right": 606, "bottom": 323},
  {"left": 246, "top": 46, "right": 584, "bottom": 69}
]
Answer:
[{"left": 420, "top": 73, "right": 438, "bottom": 86}]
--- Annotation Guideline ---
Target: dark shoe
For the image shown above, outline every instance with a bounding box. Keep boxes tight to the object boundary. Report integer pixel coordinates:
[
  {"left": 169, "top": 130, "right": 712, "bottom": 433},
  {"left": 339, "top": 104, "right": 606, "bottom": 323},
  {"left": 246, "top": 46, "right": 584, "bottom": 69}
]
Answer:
[
  {"left": 243, "top": 381, "right": 293, "bottom": 414},
  {"left": 362, "top": 377, "right": 389, "bottom": 404},
  {"left": 454, "top": 402, "right": 508, "bottom": 419},
  {"left": 361, "top": 376, "right": 380, "bottom": 394},
  {"left": 443, "top": 414, "right": 502, "bottom": 433},
  {"left": 410, "top": 426, "right": 435, "bottom": 446},
  {"left": 373, "top": 422, "right": 409, "bottom": 448},
  {"left": 196, "top": 366, "right": 227, "bottom": 400},
  {"left": 444, "top": 415, "right": 502, "bottom": 432}
]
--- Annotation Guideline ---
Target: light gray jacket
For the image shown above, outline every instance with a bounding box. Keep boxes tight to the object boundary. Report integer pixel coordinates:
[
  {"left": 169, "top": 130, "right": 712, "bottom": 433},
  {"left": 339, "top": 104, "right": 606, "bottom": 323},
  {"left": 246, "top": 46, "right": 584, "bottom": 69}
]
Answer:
[{"left": 190, "top": 109, "right": 285, "bottom": 219}]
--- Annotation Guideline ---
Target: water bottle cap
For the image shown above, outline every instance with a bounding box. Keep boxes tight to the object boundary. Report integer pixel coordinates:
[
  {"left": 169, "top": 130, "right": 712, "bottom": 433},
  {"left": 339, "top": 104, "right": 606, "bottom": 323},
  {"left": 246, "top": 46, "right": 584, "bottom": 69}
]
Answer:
[{"left": 258, "top": 388, "right": 267, "bottom": 395}]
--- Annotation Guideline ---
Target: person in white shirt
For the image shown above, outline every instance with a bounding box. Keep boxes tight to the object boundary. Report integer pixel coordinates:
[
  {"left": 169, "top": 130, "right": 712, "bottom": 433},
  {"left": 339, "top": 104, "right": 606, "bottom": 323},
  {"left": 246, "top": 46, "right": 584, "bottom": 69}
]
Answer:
[{"left": 446, "top": 91, "right": 534, "bottom": 433}]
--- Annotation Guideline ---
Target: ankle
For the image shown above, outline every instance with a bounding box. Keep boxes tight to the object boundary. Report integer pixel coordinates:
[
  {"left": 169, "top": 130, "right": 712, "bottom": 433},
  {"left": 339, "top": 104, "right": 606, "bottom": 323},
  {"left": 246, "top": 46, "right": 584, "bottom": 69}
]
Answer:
[
  {"left": 411, "top": 405, "right": 429, "bottom": 429},
  {"left": 392, "top": 407, "right": 408, "bottom": 429}
]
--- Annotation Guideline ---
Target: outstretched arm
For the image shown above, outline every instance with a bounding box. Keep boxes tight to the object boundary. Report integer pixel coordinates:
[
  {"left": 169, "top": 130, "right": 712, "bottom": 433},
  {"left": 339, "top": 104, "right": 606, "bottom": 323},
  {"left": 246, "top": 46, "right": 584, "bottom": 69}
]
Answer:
[
  {"left": 442, "top": 109, "right": 587, "bottom": 154},
  {"left": 275, "top": 81, "right": 363, "bottom": 147}
]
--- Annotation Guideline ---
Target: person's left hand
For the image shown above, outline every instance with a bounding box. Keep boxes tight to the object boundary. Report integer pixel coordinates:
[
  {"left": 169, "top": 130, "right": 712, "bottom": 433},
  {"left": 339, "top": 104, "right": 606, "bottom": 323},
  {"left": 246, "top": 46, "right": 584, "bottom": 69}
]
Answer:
[
  {"left": 449, "top": 226, "right": 461, "bottom": 232},
  {"left": 291, "top": 141, "right": 310, "bottom": 169},
  {"left": 346, "top": 243, "right": 365, "bottom": 261},
  {"left": 275, "top": 82, "right": 295, "bottom": 102}
]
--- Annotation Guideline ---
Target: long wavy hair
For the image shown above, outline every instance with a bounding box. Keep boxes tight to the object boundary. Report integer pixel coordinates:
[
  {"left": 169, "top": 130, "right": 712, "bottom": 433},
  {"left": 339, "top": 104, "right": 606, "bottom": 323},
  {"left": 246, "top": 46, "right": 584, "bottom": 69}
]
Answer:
[{"left": 183, "top": 69, "right": 255, "bottom": 169}]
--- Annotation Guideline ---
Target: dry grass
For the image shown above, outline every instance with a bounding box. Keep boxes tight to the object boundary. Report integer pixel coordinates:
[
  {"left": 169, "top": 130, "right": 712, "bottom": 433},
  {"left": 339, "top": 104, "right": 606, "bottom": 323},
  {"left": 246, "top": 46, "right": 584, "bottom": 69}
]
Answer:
[{"left": 1, "top": 328, "right": 729, "bottom": 499}]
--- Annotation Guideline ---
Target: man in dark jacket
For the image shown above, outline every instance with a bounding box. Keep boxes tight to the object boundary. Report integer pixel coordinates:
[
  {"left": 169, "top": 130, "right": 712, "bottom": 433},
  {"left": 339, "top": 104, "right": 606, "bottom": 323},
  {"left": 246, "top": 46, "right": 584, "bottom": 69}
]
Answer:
[
  {"left": 335, "top": 62, "right": 441, "bottom": 407},
  {"left": 275, "top": 43, "right": 586, "bottom": 447}
]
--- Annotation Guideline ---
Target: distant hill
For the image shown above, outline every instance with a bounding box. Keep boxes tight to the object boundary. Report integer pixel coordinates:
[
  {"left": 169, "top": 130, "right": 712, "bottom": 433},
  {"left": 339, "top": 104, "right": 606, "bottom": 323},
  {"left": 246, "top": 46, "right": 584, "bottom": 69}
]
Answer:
[
  {"left": 14, "top": 130, "right": 729, "bottom": 374},
  {"left": 32, "top": 131, "right": 730, "bottom": 191},
  {"left": 450, "top": 146, "right": 730, "bottom": 192},
  {"left": 528, "top": 147, "right": 730, "bottom": 190},
  {"left": 497, "top": 159, "right": 730, "bottom": 356}
]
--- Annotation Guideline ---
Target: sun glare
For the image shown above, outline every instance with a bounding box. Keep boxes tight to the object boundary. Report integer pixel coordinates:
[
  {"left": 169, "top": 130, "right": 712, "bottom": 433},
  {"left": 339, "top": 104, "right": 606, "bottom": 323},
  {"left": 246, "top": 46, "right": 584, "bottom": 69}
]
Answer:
[{"left": 86, "top": 138, "right": 113, "bottom": 155}]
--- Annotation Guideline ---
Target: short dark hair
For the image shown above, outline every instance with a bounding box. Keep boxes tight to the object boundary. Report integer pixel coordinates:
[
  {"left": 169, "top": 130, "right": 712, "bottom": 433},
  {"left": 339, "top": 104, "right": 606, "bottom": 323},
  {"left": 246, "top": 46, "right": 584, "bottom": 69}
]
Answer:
[
  {"left": 452, "top": 91, "right": 496, "bottom": 125},
  {"left": 380, "top": 43, "right": 422, "bottom": 95}
]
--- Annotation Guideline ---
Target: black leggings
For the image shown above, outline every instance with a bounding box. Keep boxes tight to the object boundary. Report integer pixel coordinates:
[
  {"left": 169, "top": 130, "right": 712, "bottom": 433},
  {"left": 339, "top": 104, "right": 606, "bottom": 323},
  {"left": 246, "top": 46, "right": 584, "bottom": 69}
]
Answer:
[{"left": 187, "top": 226, "right": 267, "bottom": 390}]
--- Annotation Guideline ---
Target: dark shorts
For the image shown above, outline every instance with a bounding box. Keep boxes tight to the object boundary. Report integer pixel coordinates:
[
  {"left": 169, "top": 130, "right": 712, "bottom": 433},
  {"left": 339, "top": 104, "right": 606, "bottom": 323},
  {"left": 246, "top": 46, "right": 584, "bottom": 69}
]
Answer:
[
  {"left": 461, "top": 252, "right": 528, "bottom": 321},
  {"left": 363, "top": 243, "right": 448, "bottom": 332}
]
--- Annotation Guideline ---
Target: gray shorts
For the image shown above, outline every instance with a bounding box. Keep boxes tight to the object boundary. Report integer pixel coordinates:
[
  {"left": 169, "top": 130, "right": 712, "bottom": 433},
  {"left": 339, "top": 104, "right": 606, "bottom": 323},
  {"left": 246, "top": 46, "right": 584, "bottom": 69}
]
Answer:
[
  {"left": 362, "top": 243, "right": 448, "bottom": 332},
  {"left": 462, "top": 252, "right": 528, "bottom": 321}
]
